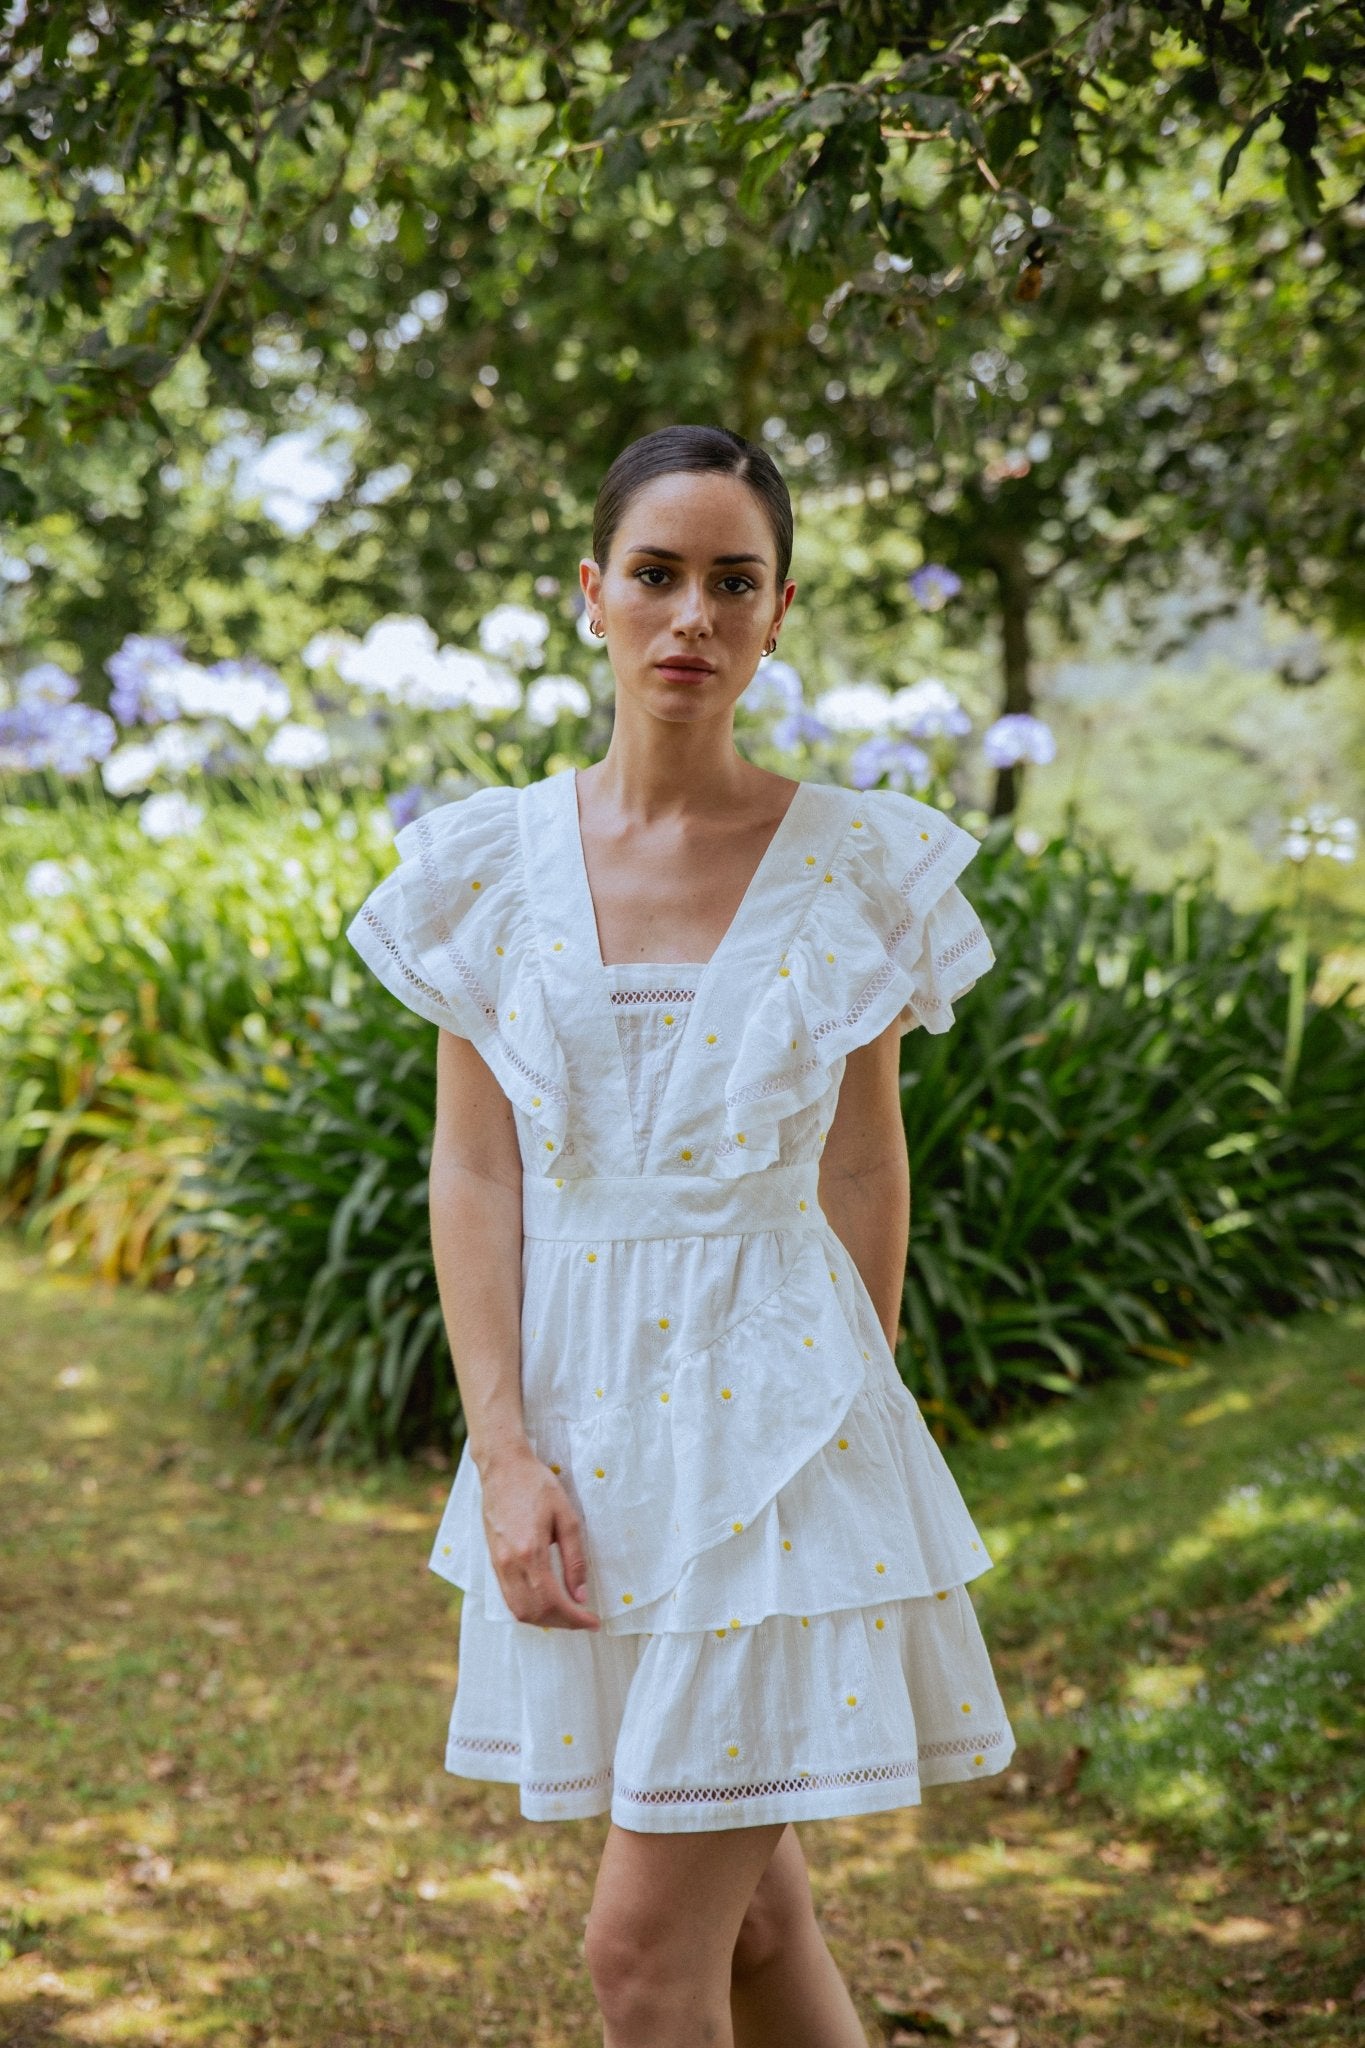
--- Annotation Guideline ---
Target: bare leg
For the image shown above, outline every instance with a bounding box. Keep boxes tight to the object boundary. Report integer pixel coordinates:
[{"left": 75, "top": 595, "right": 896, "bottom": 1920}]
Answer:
[
  {"left": 729, "top": 1825, "right": 869, "bottom": 2048},
  {"left": 585, "top": 1817, "right": 786, "bottom": 2048}
]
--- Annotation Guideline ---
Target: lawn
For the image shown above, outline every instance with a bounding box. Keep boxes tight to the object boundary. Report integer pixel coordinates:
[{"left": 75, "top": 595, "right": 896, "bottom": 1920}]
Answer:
[{"left": 1, "top": 1231, "right": 1360, "bottom": 2047}]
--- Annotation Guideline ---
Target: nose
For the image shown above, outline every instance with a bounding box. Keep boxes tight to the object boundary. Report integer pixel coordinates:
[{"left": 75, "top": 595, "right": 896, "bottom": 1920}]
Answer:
[{"left": 671, "top": 576, "right": 713, "bottom": 637}]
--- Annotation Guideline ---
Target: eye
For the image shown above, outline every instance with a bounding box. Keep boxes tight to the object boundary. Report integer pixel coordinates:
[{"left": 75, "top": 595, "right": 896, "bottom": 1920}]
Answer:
[{"left": 632, "top": 567, "right": 757, "bottom": 594}]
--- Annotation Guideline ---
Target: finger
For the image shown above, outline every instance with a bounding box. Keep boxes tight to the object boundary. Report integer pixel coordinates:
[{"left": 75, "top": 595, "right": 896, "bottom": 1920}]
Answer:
[{"left": 553, "top": 1506, "right": 591, "bottom": 1606}]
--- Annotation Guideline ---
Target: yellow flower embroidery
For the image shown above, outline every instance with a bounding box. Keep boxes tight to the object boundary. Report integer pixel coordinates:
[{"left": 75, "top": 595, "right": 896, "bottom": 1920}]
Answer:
[
  {"left": 802, "top": 1336, "right": 814, "bottom": 1349},
  {"left": 874, "top": 1561, "right": 886, "bottom": 1574},
  {"left": 553, "top": 939, "right": 564, "bottom": 950},
  {"left": 545, "top": 1139, "right": 555, "bottom": 1151},
  {"left": 800, "top": 1616, "right": 809, "bottom": 1627},
  {"left": 804, "top": 854, "right": 815, "bottom": 866},
  {"left": 826, "top": 952, "right": 836, "bottom": 964},
  {"left": 549, "top": 1463, "right": 561, "bottom": 1474},
  {"left": 586, "top": 1251, "right": 597, "bottom": 1263},
  {"left": 663, "top": 1012, "right": 676, "bottom": 1025},
  {"left": 823, "top": 871, "right": 833, "bottom": 882},
  {"left": 705, "top": 1032, "right": 717, "bottom": 1045},
  {"left": 495, "top": 943, "right": 504, "bottom": 955},
  {"left": 594, "top": 1386, "right": 603, "bottom": 1398},
  {"left": 961, "top": 1701, "right": 972, "bottom": 1713},
  {"left": 782, "top": 1539, "right": 792, "bottom": 1552},
  {"left": 658, "top": 1316, "right": 670, "bottom": 1329},
  {"left": 935, "top": 1590, "right": 948, "bottom": 1601},
  {"left": 720, "top": 1388, "right": 732, "bottom": 1401},
  {"left": 973, "top": 1754, "right": 985, "bottom": 1766},
  {"left": 554, "top": 1177, "right": 564, "bottom": 1188},
  {"left": 621, "top": 1592, "right": 634, "bottom": 1605},
  {"left": 679, "top": 1148, "right": 693, "bottom": 1162},
  {"left": 531, "top": 1095, "right": 541, "bottom": 1106},
  {"left": 440, "top": 1544, "right": 452, "bottom": 1556},
  {"left": 829, "top": 1269, "right": 838, "bottom": 1282},
  {"left": 732, "top": 1520, "right": 743, "bottom": 1534},
  {"left": 846, "top": 1692, "right": 858, "bottom": 1706},
  {"left": 851, "top": 819, "right": 864, "bottom": 829},
  {"left": 875, "top": 1617, "right": 885, "bottom": 1630},
  {"left": 920, "top": 830, "right": 929, "bottom": 840},
  {"left": 971, "top": 1540, "right": 981, "bottom": 1550},
  {"left": 837, "top": 1438, "right": 849, "bottom": 1450},
  {"left": 507, "top": 1009, "right": 517, "bottom": 1021},
  {"left": 734, "top": 1132, "right": 746, "bottom": 1145},
  {"left": 778, "top": 965, "right": 790, "bottom": 977},
  {"left": 726, "top": 1743, "right": 739, "bottom": 1756},
  {"left": 659, "top": 1391, "right": 669, "bottom": 1403},
  {"left": 470, "top": 877, "right": 483, "bottom": 888},
  {"left": 562, "top": 1732, "right": 574, "bottom": 1744},
  {"left": 715, "top": 1628, "right": 727, "bottom": 1639},
  {"left": 729, "top": 1616, "right": 740, "bottom": 1629},
  {"left": 593, "top": 1466, "right": 605, "bottom": 1479},
  {"left": 798, "top": 1199, "right": 808, "bottom": 1212}
]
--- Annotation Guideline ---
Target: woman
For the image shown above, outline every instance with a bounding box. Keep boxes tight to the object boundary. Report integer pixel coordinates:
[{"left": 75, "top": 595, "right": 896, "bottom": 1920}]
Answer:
[{"left": 347, "top": 423, "right": 1016, "bottom": 2047}]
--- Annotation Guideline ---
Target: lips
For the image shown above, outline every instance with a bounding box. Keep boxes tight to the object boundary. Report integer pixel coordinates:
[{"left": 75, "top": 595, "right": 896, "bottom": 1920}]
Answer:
[{"left": 656, "top": 659, "right": 715, "bottom": 676}]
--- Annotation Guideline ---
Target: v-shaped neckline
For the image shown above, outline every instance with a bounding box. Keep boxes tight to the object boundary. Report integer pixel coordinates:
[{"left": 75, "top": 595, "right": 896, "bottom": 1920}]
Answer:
[{"left": 568, "top": 766, "right": 812, "bottom": 995}]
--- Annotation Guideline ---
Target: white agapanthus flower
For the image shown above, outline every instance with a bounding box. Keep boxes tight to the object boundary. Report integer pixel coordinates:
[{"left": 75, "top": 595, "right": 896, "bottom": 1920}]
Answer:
[
  {"left": 151, "top": 721, "right": 221, "bottom": 773},
  {"left": 477, "top": 603, "right": 550, "bottom": 670},
  {"left": 25, "top": 859, "right": 71, "bottom": 899},
  {"left": 462, "top": 665, "right": 523, "bottom": 716},
  {"left": 139, "top": 791, "right": 204, "bottom": 841},
  {"left": 264, "top": 722, "right": 332, "bottom": 770},
  {"left": 101, "top": 741, "right": 162, "bottom": 796},
  {"left": 982, "top": 713, "right": 1056, "bottom": 768},
  {"left": 405, "top": 648, "right": 506, "bottom": 712},
  {"left": 336, "top": 616, "right": 442, "bottom": 699},
  {"left": 301, "top": 629, "right": 360, "bottom": 671},
  {"left": 525, "top": 675, "right": 591, "bottom": 727},
  {"left": 812, "top": 681, "right": 898, "bottom": 733},
  {"left": 1281, "top": 806, "right": 1358, "bottom": 863},
  {"left": 888, "top": 677, "right": 972, "bottom": 739}
]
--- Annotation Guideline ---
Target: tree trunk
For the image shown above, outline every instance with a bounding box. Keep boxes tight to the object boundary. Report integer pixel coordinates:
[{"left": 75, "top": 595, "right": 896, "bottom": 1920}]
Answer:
[{"left": 984, "top": 533, "right": 1035, "bottom": 818}]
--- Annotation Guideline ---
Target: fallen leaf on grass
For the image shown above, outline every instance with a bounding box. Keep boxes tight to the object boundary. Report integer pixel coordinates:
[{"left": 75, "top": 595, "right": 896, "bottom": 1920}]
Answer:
[{"left": 871, "top": 1994, "right": 963, "bottom": 2036}]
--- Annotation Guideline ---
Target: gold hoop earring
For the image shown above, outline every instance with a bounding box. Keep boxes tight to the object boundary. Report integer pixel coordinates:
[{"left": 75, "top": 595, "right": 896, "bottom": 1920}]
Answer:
[
  {"left": 590, "top": 619, "right": 606, "bottom": 638},
  {"left": 764, "top": 636, "right": 778, "bottom": 655}
]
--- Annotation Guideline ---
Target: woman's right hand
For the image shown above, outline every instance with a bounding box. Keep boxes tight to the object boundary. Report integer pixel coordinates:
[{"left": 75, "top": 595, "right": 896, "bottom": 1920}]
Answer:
[{"left": 478, "top": 1443, "right": 602, "bottom": 1631}]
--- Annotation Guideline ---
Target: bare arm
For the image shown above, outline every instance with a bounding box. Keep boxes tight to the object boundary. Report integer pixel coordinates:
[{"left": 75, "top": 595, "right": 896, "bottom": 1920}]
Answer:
[
  {"left": 816, "top": 1016, "right": 911, "bottom": 1351},
  {"left": 429, "top": 1028, "right": 600, "bottom": 1630}
]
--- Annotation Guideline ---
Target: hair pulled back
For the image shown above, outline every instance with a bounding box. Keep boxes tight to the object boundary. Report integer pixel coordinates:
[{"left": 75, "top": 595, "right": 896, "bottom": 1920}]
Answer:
[{"left": 591, "top": 424, "right": 793, "bottom": 587}]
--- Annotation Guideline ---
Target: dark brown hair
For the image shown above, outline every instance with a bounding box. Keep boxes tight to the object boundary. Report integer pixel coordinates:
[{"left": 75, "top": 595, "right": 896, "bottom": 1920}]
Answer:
[{"left": 591, "top": 424, "right": 794, "bottom": 586}]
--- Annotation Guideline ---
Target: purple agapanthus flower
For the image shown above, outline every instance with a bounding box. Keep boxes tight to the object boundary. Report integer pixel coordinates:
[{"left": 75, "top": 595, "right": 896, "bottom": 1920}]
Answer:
[
  {"left": 772, "top": 710, "right": 834, "bottom": 750},
  {"left": 909, "top": 564, "right": 962, "bottom": 610},
  {"left": 387, "top": 783, "right": 437, "bottom": 832},
  {"left": 106, "top": 635, "right": 195, "bottom": 727},
  {"left": 0, "top": 695, "right": 117, "bottom": 775},
  {"left": 741, "top": 659, "right": 804, "bottom": 716},
  {"left": 982, "top": 713, "right": 1056, "bottom": 769},
  {"left": 849, "top": 735, "right": 932, "bottom": 792}
]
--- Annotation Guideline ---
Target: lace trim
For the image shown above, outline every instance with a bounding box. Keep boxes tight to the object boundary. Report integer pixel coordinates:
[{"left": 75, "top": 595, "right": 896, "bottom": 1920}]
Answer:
[
  {"left": 448, "top": 1733, "right": 520, "bottom": 1758},
  {"left": 723, "top": 845, "right": 990, "bottom": 1119},
  {"left": 457, "top": 1725, "right": 1010, "bottom": 1805},
  {"left": 609, "top": 986, "right": 699, "bottom": 1008},
  {"left": 617, "top": 1758, "right": 920, "bottom": 1808},
  {"left": 411, "top": 812, "right": 569, "bottom": 1113},
  {"left": 357, "top": 902, "right": 453, "bottom": 1018}
]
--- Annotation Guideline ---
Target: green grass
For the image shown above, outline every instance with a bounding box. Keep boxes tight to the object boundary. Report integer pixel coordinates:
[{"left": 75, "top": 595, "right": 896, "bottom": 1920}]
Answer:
[{"left": 1, "top": 1230, "right": 1360, "bottom": 2046}]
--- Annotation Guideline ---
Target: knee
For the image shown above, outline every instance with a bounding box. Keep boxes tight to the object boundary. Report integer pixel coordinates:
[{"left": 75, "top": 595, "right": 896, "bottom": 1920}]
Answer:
[
  {"left": 731, "top": 1885, "right": 806, "bottom": 1982},
  {"left": 583, "top": 1904, "right": 672, "bottom": 2027}
]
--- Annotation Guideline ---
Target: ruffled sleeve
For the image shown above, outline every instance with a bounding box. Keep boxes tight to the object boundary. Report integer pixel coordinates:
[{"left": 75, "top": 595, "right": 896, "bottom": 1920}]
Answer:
[
  {"left": 714, "top": 788, "right": 995, "bottom": 1174},
  {"left": 344, "top": 785, "right": 570, "bottom": 1161}
]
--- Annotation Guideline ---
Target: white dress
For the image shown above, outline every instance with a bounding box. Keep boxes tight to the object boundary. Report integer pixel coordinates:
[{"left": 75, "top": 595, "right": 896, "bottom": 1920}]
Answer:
[{"left": 346, "top": 766, "right": 1017, "bottom": 1831}]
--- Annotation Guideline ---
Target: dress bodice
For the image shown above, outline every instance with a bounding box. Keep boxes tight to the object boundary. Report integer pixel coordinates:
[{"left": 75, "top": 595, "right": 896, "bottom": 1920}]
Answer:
[{"left": 604, "top": 961, "right": 705, "bottom": 1151}]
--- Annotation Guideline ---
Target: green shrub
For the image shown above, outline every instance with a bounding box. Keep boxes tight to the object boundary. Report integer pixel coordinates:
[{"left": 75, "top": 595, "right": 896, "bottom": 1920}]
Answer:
[{"left": 179, "top": 822, "right": 1365, "bottom": 1460}]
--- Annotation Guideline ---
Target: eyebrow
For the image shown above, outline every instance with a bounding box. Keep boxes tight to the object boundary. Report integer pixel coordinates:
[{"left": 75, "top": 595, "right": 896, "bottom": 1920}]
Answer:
[{"left": 625, "top": 545, "right": 767, "bottom": 566}]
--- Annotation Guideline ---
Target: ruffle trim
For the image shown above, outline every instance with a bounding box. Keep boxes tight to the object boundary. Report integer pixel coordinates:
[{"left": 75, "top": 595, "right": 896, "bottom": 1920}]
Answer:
[
  {"left": 711, "top": 789, "right": 995, "bottom": 1177},
  {"left": 428, "top": 1232, "right": 993, "bottom": 1634},
  {"left": 344, "top": 786, "right": 571, "bottom": 1160}
]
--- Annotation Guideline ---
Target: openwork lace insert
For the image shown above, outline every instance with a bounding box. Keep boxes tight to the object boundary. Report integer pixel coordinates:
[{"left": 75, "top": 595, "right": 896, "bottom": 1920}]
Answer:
[
  {"left": 609, "top": 985, "right": 699, "bottom": 1008},
  {"left": 724, "top": 828, "right": 992, "bottom": 1117},
  {"left": 408, "top": 812, "right": 568, "bottom": 1115},
  {"left": 453, "top": 1725, "right": 1009, "bottom": 1807}
]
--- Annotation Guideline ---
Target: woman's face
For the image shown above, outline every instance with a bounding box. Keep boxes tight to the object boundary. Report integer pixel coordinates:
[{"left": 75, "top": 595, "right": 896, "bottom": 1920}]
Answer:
[{"left": 580, "top": 470, "right": 795, "bottom": 725}]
